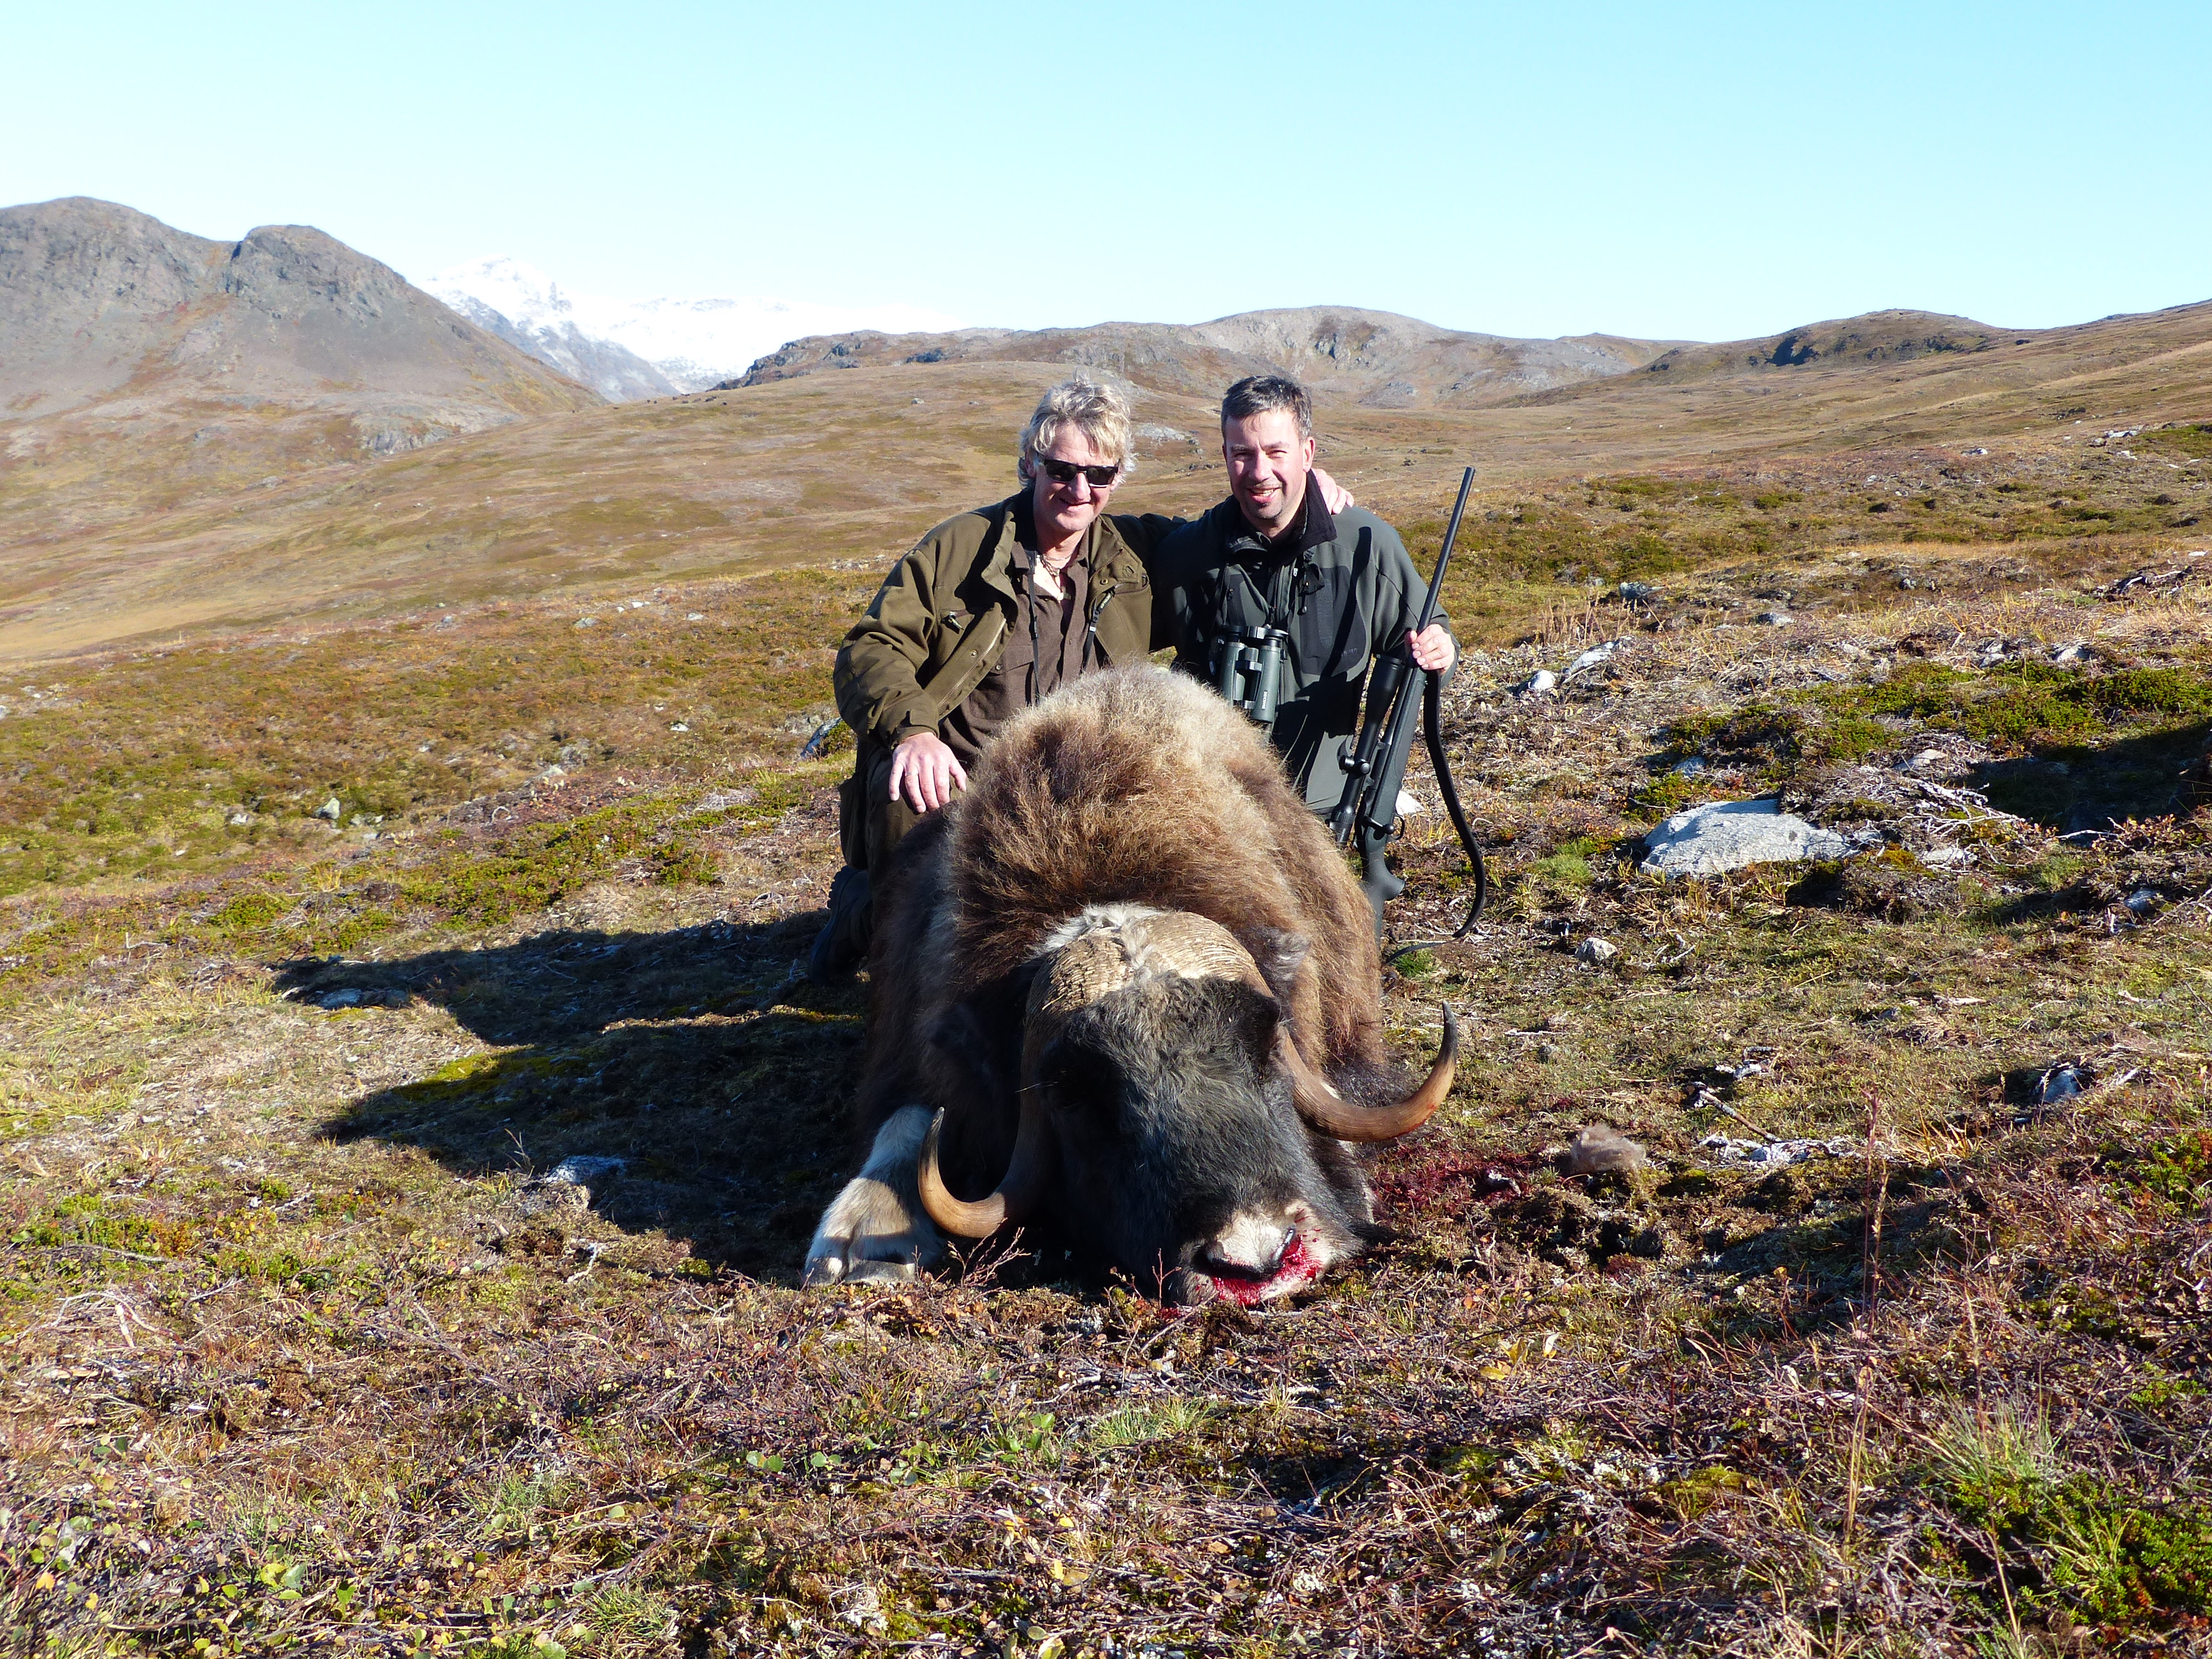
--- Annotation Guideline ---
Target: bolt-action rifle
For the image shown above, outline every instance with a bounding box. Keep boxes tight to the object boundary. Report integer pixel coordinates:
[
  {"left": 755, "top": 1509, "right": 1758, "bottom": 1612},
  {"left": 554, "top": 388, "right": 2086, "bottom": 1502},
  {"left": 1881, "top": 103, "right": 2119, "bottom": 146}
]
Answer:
[{"left": 1327, "top": 466, "right": 1488, "bottom": 936}]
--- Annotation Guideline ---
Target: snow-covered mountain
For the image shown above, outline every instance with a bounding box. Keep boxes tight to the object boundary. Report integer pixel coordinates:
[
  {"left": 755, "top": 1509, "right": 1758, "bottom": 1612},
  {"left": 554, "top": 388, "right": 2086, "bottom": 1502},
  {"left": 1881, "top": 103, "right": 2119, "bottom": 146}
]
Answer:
[{"left": 423, "top": 257, "right": 960, "bottom": 399}]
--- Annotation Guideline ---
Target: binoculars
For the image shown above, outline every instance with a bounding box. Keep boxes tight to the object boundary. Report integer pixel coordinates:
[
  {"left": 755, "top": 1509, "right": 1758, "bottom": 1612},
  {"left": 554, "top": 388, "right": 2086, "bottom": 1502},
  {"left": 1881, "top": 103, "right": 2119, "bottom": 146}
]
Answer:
[{"left": 1211, "top": 624, "right": 1291, "bottom": 729}]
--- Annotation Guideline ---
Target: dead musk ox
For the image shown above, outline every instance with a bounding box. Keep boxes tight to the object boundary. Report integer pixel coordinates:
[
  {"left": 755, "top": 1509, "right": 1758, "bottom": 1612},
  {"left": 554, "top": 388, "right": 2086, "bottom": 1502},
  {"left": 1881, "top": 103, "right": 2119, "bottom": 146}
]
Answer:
[{"left": 802, "top": 666, "right": 1454, "bottom": 1305}]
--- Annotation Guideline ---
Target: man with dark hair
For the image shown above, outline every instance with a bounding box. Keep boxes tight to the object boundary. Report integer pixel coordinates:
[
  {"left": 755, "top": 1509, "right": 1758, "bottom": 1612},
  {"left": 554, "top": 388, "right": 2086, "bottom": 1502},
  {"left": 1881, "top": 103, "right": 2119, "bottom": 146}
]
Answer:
[{"left": 1156, "top": 374, "right": 1455, "bottom": 822}]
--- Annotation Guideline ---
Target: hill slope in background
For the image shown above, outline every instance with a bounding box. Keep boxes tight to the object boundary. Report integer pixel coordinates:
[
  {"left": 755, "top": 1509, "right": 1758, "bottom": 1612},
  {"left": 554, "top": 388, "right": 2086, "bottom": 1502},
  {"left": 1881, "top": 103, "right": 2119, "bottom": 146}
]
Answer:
[
  {"left": 2, "top": 194, "right": 2208, "bottom": 662},
  {"left": 0, "top": 199, "right": 601, "bottom": 535},
  {"left": 425, "top": 255, "right": 962, "bottom": 396},
  {"left": 736, "top": 304, "right": 1681, "bottom": 407}
]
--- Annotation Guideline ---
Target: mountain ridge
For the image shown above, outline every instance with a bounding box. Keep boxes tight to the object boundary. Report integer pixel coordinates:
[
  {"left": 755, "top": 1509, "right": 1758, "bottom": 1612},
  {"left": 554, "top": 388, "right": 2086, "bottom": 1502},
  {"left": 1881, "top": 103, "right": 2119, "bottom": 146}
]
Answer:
[{"left": 730, "top": 305, "right": 1687, "bottom": 408}]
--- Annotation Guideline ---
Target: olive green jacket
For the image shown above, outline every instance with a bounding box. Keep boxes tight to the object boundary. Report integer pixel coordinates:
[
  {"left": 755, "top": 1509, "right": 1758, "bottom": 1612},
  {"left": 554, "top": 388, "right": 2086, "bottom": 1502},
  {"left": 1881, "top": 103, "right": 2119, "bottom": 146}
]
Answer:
[{"left": 833, "top": 494, "right": 1177, "bottom": 750}]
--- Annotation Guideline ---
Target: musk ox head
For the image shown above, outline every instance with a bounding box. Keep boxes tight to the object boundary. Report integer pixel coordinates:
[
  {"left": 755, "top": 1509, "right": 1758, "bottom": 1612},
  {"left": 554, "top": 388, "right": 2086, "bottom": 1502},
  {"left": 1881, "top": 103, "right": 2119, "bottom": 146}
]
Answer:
[{"left": 913, "top": 905, "right": 1453, "bottom": 1306}]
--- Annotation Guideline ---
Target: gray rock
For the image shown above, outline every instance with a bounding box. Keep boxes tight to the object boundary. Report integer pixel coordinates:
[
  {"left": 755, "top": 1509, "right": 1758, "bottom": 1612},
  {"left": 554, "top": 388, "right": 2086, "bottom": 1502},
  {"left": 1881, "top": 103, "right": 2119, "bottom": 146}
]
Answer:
[
  {"left": 2051, "top": 643, "right": 2091, "bottom": 665},
  {"left": 1517, "top": 669, "right": 1558, "bottom": 697},
  {"left": 1574, "top": 937, "right": 1619, "bottom": 966},
  {"left": 546, "top": 1155, "right": 625, "bottom": 1187},
  {"left": 2038, "top": 1066, "right": 2081, "bottom": 1105},
  {"left": 2126, "top": 888, "right": 2159, "bottom": 915},
  {"left": 1563, "top": 640, "right": 1622, "bottom": 681},
  {"left": 1698, "top": 1133, "right": 1855, "bottom": 1167},
  {"left": 312, "top": 797, "right": 342, "bottom": 821},
  {"left": 1756, "top": 610, "right": 1792, "bottom": 626},
  {"left": 1670, "top": 758, "right": 1706, "bottom": 777},
  {"left": 1618, "top": 581, "right": 1660, "bottom": 603},
  {"left": 1639, "top": 799, "right": 1849, "bottom": 877}
]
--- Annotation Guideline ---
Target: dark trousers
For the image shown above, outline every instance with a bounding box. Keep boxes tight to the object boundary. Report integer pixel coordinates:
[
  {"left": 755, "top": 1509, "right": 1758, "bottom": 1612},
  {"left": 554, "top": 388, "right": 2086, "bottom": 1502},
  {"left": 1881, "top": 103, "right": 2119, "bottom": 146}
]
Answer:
[{"left": 823, "top": 740, "right": 932, "bottom": 962}]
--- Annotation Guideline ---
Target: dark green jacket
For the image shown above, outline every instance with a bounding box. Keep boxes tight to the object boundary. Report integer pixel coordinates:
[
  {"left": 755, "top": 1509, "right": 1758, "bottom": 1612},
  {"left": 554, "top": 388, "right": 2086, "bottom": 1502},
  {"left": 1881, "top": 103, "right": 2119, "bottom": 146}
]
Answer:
[
  {"left": 1155, "top": 490, "right": 1451, "bottom": 812},
  {"left": 834, "top": 493, "right": 1176, "bottom": 752}
]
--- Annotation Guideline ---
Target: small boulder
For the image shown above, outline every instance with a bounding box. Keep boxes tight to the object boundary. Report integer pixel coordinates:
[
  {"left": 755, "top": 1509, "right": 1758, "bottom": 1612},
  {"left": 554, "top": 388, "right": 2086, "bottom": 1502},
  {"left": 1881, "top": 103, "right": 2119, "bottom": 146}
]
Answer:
[
  {"left": 1517, "top": 669, "right": 1558, "bottom": 697},
  {"left": 1574, "top": 937, "right": 1619, "bottom": 966},
  {"left": 2038, "top": 1066, "right": 2082, "bottom": 1105},
  {"left": 312, "top": 798, "right": 342, "bottom": 821},
  {"left": 1639, "top": 799, "right": 1848, "bottom": 877},
  {"left": 1563, "top": 640, "right": 1621, "bottom": 681},
  {"left": 547, "top": 1155, "right": 625, "bottom": 1187}
]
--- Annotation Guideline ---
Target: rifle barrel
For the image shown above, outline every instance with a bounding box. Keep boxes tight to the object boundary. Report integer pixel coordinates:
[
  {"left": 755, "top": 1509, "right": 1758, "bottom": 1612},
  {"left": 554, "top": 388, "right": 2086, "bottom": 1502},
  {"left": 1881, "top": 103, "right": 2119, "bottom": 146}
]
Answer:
[{"left": 1413, "top": 468, "right": 1477, "bottom": 637}]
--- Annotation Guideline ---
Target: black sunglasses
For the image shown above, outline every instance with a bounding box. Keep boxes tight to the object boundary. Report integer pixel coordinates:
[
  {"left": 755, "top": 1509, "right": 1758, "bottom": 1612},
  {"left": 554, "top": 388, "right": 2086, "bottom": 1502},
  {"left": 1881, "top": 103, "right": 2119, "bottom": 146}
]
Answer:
[{"left": 1033, "top": 457, "right": 1121, "bottom": 488}]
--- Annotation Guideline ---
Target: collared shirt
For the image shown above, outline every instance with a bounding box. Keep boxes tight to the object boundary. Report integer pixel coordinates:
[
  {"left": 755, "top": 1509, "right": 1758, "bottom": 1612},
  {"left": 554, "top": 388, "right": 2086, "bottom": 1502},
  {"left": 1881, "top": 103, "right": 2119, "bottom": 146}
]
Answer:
[{"left": 940, "top": 499, "right": 1094, "bottom": 767}]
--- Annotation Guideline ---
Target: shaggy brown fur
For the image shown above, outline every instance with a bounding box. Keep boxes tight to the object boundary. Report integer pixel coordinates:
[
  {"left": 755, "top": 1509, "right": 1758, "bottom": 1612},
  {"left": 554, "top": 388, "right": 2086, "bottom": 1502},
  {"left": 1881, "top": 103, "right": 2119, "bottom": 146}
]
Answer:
[{"left": 855, "top": 667, "right": 1398, "bottom": 1191}]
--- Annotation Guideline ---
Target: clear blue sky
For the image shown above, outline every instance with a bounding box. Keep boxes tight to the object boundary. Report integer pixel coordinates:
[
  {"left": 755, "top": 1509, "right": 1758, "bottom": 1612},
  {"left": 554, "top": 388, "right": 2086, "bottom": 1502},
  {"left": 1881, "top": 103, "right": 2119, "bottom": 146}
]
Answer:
[{"left": 5, "top": 0, "right": 2205, "bottom": 344}]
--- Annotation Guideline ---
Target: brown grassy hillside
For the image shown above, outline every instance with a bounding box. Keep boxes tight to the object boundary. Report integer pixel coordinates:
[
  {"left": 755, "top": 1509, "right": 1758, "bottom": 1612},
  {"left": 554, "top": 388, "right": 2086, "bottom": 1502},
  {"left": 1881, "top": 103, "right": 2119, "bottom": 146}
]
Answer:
[{"left": 1, "top": 289, "right": 2210, "bottom": 1656}]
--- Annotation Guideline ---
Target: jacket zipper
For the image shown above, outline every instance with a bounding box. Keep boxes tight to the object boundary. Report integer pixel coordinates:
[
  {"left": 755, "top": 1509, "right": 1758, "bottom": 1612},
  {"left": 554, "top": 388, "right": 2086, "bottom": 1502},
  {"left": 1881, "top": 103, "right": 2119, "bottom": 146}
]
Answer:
[{"left": 1084, "top": 580, "right": 1119, "bottom": 669}]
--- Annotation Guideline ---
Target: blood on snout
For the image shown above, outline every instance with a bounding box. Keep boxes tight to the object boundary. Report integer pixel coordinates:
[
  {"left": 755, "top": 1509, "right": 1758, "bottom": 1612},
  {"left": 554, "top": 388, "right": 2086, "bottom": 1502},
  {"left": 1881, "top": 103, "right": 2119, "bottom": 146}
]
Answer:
[{"left": 1208, "top": 1231, "right": 1320, "bottom": 1307}]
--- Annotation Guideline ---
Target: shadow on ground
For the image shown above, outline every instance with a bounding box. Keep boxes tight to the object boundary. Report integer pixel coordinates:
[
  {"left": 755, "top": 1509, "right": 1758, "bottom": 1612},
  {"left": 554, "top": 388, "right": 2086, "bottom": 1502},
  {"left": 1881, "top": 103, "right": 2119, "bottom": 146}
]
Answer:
[
  {"left": 278, "top": 912, "right": 866, "bottom": 1284},
  {"left": 1971, "top": 721, "right": 2208, "bottom": 833}
]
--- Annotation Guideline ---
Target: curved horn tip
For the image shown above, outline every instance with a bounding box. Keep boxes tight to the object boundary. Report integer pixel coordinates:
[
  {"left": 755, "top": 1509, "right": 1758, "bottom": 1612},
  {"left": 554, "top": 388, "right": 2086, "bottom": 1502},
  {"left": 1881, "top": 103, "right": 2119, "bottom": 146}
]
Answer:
[{"left": 916, "top": 1108, "right": 1009, "bottom": 1239}]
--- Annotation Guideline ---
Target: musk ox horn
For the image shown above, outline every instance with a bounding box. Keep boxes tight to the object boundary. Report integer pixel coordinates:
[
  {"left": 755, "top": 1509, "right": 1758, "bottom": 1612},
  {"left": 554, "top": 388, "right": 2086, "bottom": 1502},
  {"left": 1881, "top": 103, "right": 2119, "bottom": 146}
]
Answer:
[
  {"left": 916, "top": 1092, "right": 1055, "bottom": 1239},
  {"left": 1282, "top": 1003, "right": 1458, "bottom": 1142}
]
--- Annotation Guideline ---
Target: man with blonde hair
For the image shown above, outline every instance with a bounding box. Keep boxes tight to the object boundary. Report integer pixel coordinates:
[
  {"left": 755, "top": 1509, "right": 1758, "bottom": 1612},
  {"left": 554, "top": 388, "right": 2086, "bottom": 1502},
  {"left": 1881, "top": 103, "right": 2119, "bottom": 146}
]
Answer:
[
  {"left": 810, "top": 375, "right": 1345, "bottom": 977},
  {"left": 808, "top": 378, "right": 1167, "bottom": 978}
]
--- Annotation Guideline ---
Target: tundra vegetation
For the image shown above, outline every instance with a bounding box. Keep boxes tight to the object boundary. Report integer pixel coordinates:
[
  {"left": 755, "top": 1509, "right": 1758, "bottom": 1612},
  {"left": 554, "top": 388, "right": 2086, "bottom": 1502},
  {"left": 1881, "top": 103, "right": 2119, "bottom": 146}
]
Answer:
[{"left": 3, "top": 403, "right": 2211, "bottom": 1656}]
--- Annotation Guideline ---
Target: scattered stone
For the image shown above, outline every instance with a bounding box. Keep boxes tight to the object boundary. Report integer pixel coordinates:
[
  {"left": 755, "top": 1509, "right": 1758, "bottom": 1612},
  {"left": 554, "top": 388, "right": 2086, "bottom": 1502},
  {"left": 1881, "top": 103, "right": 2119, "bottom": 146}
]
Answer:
[
  {"left": 1921, "top": 845, "right": 1973, "bottom": 868},
  {"left": 798, "top": 719, "right": 843, "bottom": 759},
  {"left": 1698, "top": 1134, "right": 1855, "bottom": 1167},
  {"left": 227, "top": 812, "right": 253, "bottom": 827},
  {"left": 1669, "top": 758, "right": 1706, "bottom": 777},
  {"left": 1563, "top": 640, "right": 1622, "bottom": 681},
  {"left": 669, "top": 722, "right": 689, "bottom": 732},
  {"left": 2038, "top": 1066, "right": 2081, "bottom": 1105},
  {"left": 1974, "top": 640, "right": 2008, "bottom": 667},
  {"left": 1395, "top": 787, "right": 1425, "bottom": 816},
  {"left": 1964, "top": 447, "right": 1989, "bottom": 457},
  {"left": 575, "top": 617, "right": 596, "bottom": 628},
  {"left": 311, "top": 798, "right": 341, "bottom": 821},
  {"left": 1618, "top": 581, "right": 1660, "bottom": 604},
  {"left": 1897, "top": 576, "right": 1917, "bottom": 591},
  {"left": 1756, "top": 611, "right": 1792, "bottom": 627},
  {"left": 319, "top": 988, "right": 363, "bottom": 1008},
  {"left": 547, "top": 1155, "right": 624, "bottom": 1186},
  {"left": 1517, "top": 669, "right": 1558, "bottom": 697},
  {"left": 1638, "top": 799, "right": 1849, "bottom": 877},
  {"left": 1573, "top": 937, "right": 1618, "bottom": 966},
  {"left": 1563, "top": 1125, "right": 1645, "bottom": 1176},
  {"left": 1906, "top": 749, "right": 1948, "bottom": 772},
  {"left": 690, "top": 786, "right": 759, "bottom": 815},
  {"left": 2126, "top": 888, "right": 2159, "bottom": 915},
  {"left": 687, "top": 612, "right": 706, "bottom": 621},
  {"left": 2050, "top": 642, "right": 2091, "bottom": 664}
]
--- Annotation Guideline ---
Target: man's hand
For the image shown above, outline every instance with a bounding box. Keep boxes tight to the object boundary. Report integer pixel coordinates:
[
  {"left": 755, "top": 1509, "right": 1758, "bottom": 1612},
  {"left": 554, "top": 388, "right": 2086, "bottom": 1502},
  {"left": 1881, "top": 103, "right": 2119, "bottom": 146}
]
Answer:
[
  {"left": 887, "top": 729, "right": 968, "bottom": 813},
  {"left": 1408, "top": 624, "right": 1455, "bottom": 674},
  {"left": 1312, "top": 466, "right": 1355, "bottom": 513}
]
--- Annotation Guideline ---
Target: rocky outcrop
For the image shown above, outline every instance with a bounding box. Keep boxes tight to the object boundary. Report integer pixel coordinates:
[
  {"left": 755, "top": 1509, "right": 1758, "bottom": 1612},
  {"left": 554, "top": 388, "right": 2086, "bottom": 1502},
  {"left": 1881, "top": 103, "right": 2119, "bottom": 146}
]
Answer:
[
  {"left": 731, "top": 306, "right": 1677, "bottom": 408},
  {"left": 0, "top": 197, "right": 599, "bottom": 427}
]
